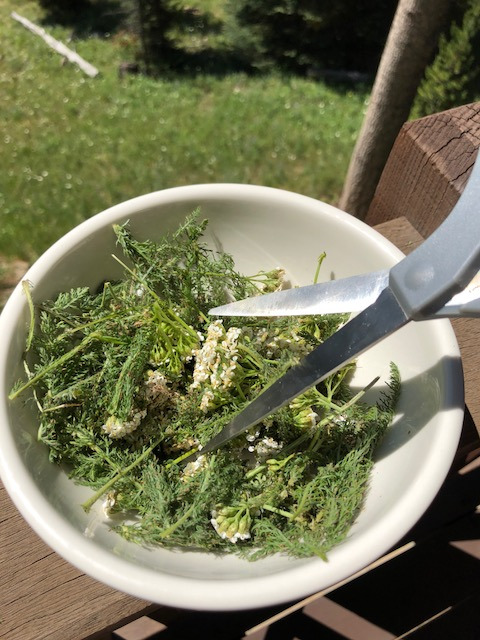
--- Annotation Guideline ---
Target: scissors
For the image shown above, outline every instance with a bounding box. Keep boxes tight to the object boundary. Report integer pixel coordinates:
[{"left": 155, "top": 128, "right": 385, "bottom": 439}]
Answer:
[{"left": 198, "top": 154, "right": 480, "bottom": 456}]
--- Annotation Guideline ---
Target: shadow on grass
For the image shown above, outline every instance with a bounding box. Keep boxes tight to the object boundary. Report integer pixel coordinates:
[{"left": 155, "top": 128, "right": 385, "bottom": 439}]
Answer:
[
  {"left": 138, "top": 46, "right": 373, "bottom": 92},
  {"left": 37, "top": 0, "right": 374, "bottom": 89},
  {"left": 39, "top": 0, "right": 127, "bottom": 37},
  {"left": 38, "top": 0, "right": 251, "bottom": 77},
  {"left": 141, "top": 46, "right": 254, "bottom": 78}
]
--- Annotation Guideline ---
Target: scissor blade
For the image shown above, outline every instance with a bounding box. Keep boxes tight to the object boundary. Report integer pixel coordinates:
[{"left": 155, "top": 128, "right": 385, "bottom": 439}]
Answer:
[
  {"left": 210, "top": 270, "right": 480, "bottom": 319},
  {"left": 210, "top": 270, "right": 388, "bottom": 317},
  {"left": 200, "top": 286, "right": 408, "bottom": 455}
]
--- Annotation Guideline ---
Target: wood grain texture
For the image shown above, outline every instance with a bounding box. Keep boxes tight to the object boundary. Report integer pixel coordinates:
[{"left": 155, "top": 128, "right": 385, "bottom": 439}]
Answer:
[
  {"left": 365, "top": 102, "right": 480, "bottom": 238},
  {"left": 376, "top": 217, "right": 480, "bottom": 436},
  {"left": 374, "top": 217, "right": 423, "bottom": 253},
  {"left": 0, "top": 485, "right": 155, "bottom": 640},
  {"left": 366, "top": 105, "right": 480, "bottom": 432}
]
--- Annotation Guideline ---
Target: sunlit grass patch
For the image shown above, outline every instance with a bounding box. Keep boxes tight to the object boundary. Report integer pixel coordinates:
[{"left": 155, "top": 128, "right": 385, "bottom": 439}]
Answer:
[{"left": 1, "top": 0, "right": 369, "bottom": 261}]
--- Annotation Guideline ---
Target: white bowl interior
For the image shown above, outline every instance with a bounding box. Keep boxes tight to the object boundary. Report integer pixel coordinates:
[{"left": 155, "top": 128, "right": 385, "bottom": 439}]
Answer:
[{"left": 0, "top": 184, "right": 463, "bottom": 610}]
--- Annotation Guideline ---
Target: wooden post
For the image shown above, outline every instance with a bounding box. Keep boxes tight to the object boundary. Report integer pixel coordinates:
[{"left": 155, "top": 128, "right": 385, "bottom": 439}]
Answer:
[
  {"left": 365, "top": 102, "right": 480, "bottom": 433},
  {"left": 365, "top": 103, "right": 480, "bottom": 236}
]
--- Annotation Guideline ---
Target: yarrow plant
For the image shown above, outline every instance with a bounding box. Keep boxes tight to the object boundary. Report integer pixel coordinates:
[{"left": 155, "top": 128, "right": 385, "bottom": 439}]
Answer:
[{"left": 10, "top": 212, "right": 400, "bottom": 559}]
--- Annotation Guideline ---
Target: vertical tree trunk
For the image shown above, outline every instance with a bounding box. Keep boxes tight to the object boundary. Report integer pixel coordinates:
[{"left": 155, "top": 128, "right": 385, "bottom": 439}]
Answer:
[{"left": 339, "top": 0, "right": 451, "bottom": 219}]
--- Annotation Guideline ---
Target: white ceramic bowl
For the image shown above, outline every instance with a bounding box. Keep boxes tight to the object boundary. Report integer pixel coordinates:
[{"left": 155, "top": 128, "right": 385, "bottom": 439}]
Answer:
[{"left": 0, "top": 185, "right": 463, "bottom": 610}]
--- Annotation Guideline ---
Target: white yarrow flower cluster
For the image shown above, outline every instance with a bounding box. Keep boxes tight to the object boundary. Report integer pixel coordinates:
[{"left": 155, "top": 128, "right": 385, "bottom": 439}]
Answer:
[
  {"left": 210, "top": 506, "right": 252, "bottom": 543},
  {"left": 305, "top": 410, "right": 319, "bottom": 427},
  {"left": 255, "top": 436, "right": 283, "bottom": 456},
  {"left": 290, "top": 402, "right": 319, "bottom": 430},
  {"left": 102, "top": 409, "right": 146, "bottom": 439},
  {"left": 190, "top": 320, "right": 241, "bottom": 412},
  {"left": 254, "top": 327, "right": 307, "bottom": 359},
  {"left": 199, "top": 389, "right": 214, "bottom": 413},
  {"left": 289, "top": 390, "right": 321, "bottom": 430},
  {"left": 257, "top": 267, "right": 286, "bottom": 293},
  {"left": 181, "top": 454, "right": 207, "bottom": 482},
  {"left": 145, "top": 369, "right": 170, "bottom": 404},
  {"left": 246, "top": 433, "right": 283, "bottom": 457}
]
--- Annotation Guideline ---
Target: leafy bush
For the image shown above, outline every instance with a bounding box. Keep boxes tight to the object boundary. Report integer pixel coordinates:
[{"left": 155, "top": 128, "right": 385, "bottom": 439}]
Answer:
[{"left": 413, "top": 0, "right": 480, "bottom": 117}]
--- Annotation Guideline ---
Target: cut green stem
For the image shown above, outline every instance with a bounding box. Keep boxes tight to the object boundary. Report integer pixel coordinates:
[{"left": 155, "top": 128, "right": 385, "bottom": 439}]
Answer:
[
  {"left": 313, "top": 252, "right": 327, "bottom": 284},
  {"left": 82, "top": 436, "right": 163, "bottom": 512},
  {"left": 262, "top": 504, "right": 294, "bottom": 519},
  {"left": 309, "top": 376, "right": 380, "bottom": 452},
  {"left": 22, "top": 280, "right": 35, "bottom": 353},
  {"left": 9, "top": 332, "right": 101, "bottom": 401}
]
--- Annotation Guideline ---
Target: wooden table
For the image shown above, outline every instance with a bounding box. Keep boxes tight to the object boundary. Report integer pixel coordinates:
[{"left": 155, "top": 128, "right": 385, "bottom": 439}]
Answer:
[{"left": 2, "top": 106, "right": 480, "bottom": 640}]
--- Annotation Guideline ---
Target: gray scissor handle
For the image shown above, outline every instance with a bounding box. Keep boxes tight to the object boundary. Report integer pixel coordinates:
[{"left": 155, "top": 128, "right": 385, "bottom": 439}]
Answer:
[
  {"left": 389, "top": 152, "right": 480, "bottom": 320},
  {"left": 452, "top": 297, "right": 480, "bottom": 317},
  {"left": 432, "top": 271, "right": 480, "bottom": 318},
  {"left": 435, "top": 297, "right": 480, "bottom": 318}
]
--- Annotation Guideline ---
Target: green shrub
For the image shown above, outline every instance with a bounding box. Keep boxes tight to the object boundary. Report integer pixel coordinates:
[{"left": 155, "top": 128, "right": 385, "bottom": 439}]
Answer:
[
  {"left": 413, "top": 0, "right": 480, "bottom": 117},
  {"left": 122, "top": 0, "right": 227, "bottom": 74}
]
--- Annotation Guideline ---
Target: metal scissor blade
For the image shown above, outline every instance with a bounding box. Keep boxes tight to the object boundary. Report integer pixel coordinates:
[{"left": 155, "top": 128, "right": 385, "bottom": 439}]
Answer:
[
  {"left": 210, "top": 270, "right": 480, "bottom": 320},
  {"left": 210, "top": 271, "right": 388, "bottom": 317},
  {"left": 200, "top": 287, "right": 408, "bottom": 455}
]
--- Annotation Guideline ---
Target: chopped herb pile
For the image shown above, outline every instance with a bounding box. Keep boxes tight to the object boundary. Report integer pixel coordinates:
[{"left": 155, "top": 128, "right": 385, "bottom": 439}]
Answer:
[{"left": 10, "top": 213, "right": 400, "bottom": 560}]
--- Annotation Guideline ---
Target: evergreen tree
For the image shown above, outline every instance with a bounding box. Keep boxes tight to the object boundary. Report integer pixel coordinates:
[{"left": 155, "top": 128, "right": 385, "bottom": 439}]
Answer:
[
  {"left": 229, "top": 0, "right": 398, "bottom": 74},
  {"left": 413, "top": 0, "right": 480, "bottom": 117},
  {"left": 134, "top": 0, "right": 183, "bottom": 73}
]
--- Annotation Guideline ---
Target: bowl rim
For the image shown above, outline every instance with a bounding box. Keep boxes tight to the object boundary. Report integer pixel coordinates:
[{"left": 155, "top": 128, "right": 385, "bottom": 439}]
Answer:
[{"left": 0, "top": 183, "right": 464, "bottom": 610}]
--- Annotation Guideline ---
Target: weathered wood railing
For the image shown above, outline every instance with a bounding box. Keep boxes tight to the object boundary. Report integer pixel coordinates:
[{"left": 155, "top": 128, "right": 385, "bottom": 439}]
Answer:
[{"left": 366, "top": 102, "right": 480, "bottom": 435}]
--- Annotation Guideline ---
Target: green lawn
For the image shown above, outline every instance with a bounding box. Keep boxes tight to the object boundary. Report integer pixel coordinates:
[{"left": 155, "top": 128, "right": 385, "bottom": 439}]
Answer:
[{"left": 0, "top": 0, "right": 369, "bottom": 261}]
